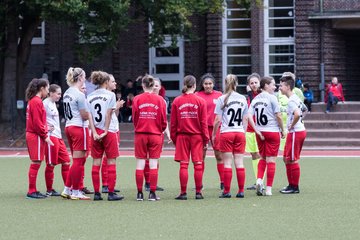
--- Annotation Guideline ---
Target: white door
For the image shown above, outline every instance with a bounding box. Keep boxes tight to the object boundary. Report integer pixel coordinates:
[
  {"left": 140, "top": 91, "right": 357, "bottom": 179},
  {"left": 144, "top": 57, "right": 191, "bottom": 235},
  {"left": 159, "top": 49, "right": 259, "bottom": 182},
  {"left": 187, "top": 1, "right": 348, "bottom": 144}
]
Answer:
[{"left": 149, "top": 38, "right": 184, "bottom": 97}]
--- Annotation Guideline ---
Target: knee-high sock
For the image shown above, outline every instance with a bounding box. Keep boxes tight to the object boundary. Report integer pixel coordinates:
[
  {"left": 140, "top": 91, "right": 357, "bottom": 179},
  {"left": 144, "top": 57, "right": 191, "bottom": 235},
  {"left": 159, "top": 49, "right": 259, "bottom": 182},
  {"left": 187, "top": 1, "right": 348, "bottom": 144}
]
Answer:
[
  {"left": 135, "top": 169, "right": 144, "bottom": 192},
  {"left": 28, "top": 163, "right": 40, "bottom": 194},
  {"left": 65, "top": 164, "right": 72, "bottom": 188},
  {"left": 101, "top": 155, "right": 108, "bottom": 187},
  {"left": 266, "top": 162, "right": 276, "bottom": 187},
  {"left": 236, "top": 168, "right": 245, "bottom": 193},
  {"left": 91, "top": 165, "right": 101, "bottom": 193},
  {"left": 252, "top": 158, "right": 260, "bottom": 179},
  {"left": 223, "top": 167, "right": 232, "bottom": 194},
  {"left": 79, "top": 157, "right": 86, "bottom": 190},
  {"left": 144, "top": 160, "right": 150, "bottom": 184},
  {"left": 202, "top": 161, "right": 205, "bottom": 175},
  {"left": 61, "top": 164, "right": 70, "bottom": 185},
  {"left": 179, "top": 162, "right": 188, "bottom": 194},
  {"left": 194, "top": 164, "right": 203, "bottom": 193},
  {"left": 257, "top": 159, "right": 267, "bottom": 179},
  {"left": 217, "top": 163, "right": 224, "bottom": 184},
  {"left": 70, "top": 157, "right": 84, "bottom": 190},
  {"left": 107, "top": 164, "right": 117, "bottom": 193},
  {"left": 285, "top": 164, "right": 293, "bottom": 186},
  {"left": 45, "top": 165, "right": 55, "bottom": 192},
  {"left": 149, "top": 168, "right": 158, "bottom": 192},
  {"left": 291, "top": 163, "right": 300, "bottom": 188}
]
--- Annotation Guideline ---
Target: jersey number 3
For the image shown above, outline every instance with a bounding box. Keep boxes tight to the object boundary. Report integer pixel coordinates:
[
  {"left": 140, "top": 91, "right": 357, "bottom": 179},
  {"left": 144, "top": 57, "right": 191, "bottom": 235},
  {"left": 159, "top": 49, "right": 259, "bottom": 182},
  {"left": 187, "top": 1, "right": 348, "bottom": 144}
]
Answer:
[
  {"left": 94, "top": 103, "right": 102, "bottom": 123},
  {"left": 227, "top": 108, "right": 242, "bottom": 127}
]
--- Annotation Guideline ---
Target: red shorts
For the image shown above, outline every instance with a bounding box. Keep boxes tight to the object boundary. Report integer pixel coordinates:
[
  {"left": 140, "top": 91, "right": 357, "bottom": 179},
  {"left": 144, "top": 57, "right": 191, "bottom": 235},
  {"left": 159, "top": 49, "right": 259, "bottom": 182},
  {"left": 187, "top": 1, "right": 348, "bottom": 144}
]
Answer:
[
  {"left": 91, "top": 129, "right": 120, "bottom": 159},
  {"left": 65, "top": 126, "right": 90, "bottom": 152},
  {"left": 134, "top": 133, "right": 162, "bottom": 159},
  {"left": 256, "top": 131, "right": 281, "bottom": 157},
  {"left": 45, "top": 136, "right": 70, "bottom": 165},
  {"left": 283, "top": 131, "right": 307, "bottom": 161},
  {"left": 219, "top": 132, "right": 246, "bottom": 154},
  {"left": 26, "top": 132, "right": 46, "bottom": 161},
  {"left": 174, "top": 134, "right": 203, "bottom": 163},
  {"left": 208, "top": 126, "right": 220, "bottom": 151}
]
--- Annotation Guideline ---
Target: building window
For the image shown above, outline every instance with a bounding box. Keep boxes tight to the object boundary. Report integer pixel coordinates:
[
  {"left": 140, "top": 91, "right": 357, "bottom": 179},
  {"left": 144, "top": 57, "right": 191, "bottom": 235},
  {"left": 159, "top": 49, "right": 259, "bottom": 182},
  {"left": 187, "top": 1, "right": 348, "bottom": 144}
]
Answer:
[
  {"left": 264, "top": 0, "right": 295, "bottom": 80},
  {"left": 31, "top": 21, "right": 45, "bottom": 45},
  {"left": 223, "top": 0, "right": 252, "bottom": 90}
]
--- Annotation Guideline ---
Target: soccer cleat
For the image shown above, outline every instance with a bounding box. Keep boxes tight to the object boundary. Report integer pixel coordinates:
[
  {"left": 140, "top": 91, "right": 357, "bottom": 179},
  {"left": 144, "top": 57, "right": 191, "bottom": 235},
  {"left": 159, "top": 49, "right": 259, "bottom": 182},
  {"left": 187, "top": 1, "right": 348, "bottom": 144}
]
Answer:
[
  {"left": 293, "top": 186, "right": 300, "bottom": 194},
  {"left": 156, "top": 186, "right": 164, "bottom": 191},
  {"left": 219, "top": 192, "right": 232, "bottom": 198},
  {"left": 26, "top": 191, "right": 47, "bottom": 199},
  {"left": 46, "top": 189, "right": 61, "bottom": 197},
  {"left": 102, "top": 186, "right": 120, "bottom": 193},
  {"left": 70, "top": 192, "right": 91, "bottom": 200},
  {"left": 94, "top": 192, "right": 103, "bottom": 201},
  {"left": 148, "top": 191, "right": 158, "bottom": 201},
  {"left": 61, "top": 190, "right": 71, "bottom": 199},
  {"left": 265, "top": 189, "right": 272, "bottom": 196},
  {"left": 144, "top": 183, "right": 150, "bottom": 192},
  {"left": 280, "top": 186, "right": 300, "bottom": 194},
  {"left": 195, "top": 192, "right": 204, "bottom": 200},
  {"left": 280, "top": 185, "right": 292, "bottom": 192},
  {"left": 236, "top": 192, "right": 245, "bottom": 198},
  {"left": 108, "top": 192, "right": 124, "bottom": 201},
  {"left": 137, "top": 192, "right": 144, "bottom": 201},
  {"left": 175, "top": 193, "right": 187, "bottom": 200},
  {"left": 81, "top": 187, "right": 94, "bottom": 194},
  {"left": 256, "top": 179, "right": 264, "bottom": 196},
  {"left": 246, "top": 184, "right": 256, "bottom": 190},
  {"left": 220, "top": 183, "right": 224, "bottom": 190}
]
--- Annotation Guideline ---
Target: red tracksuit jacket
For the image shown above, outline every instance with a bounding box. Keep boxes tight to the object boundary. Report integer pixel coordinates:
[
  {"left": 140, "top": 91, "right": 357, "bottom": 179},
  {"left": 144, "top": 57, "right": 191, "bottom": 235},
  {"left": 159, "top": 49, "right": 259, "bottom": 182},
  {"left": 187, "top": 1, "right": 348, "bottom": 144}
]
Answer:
[{"left": 26, "top": 96, "right": 48, "bottom": 139}]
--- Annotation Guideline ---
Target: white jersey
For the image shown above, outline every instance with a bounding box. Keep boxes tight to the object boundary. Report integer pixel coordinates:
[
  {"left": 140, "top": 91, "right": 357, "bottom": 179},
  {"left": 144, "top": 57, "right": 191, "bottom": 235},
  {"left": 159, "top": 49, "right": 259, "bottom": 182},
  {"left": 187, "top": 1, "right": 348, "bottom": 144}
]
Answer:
[
  {"left": 248, "top": 91, "right": 281, "bottom": 132},
  {"left": 109, "top": 90, "right": 119, "bottom": 132},
  {"left": 287, "top": 94, "right": 306, "bottom": 132},
  {"left": 215, "top": 92, "right": 248, "bottom": 133},
  {"left": 63, "top": 87, "right": 89, "bottom": 127},
  {"left": 87, "top": 88, "right": 117, "bottom": 132},
  {"left": 43, "top": 98, "right": 61, "bottom": 138}
]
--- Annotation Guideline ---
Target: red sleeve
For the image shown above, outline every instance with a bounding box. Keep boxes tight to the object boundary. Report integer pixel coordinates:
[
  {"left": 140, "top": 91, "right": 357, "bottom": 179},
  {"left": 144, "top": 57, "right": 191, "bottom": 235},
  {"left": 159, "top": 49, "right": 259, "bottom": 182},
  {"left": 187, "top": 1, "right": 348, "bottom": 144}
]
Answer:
[
  {"left": 339, "top": 84, "right": 345, "bottom": 101},
  {"left": 199, "top": 100, "right": 209, "bottom": 143},
  {"left": 33, "top": 100, "right": 48, "bottom": 140},
  {"left": 132, "top": 98, "right": 138, "bottom": 129},
  {"left": 160, "top": 99, "right": 167, "bottom": 132},
  {"left": 170, "top": 100, "right": 177, "bottom": 144}
]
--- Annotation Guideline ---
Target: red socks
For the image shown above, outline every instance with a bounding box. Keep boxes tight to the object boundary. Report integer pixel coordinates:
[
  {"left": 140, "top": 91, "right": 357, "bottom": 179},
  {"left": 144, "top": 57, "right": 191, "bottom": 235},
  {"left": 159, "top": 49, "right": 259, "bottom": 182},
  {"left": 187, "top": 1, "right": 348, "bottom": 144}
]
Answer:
[
  {"left": 28, "top": 163, "right": 40, "bottom": 194},
  {"left": 236, "top": 168, "right": 245, "bottom": 193},
  {"left": 179, "top": 162, "right": 189, "bottom": 194},
  {"left": 101, "top": 156, "right": 108, "bottom": 187},
  {"left": 108, "top": 164, "right": 117, "bottom": 193},
  {"left": 286, "top": 164, "right": 292, "bottom": 185},
  {"left": 149, "top": 168, "right": 158, "bottom": 192},
  {"left": 45, "top": 165, "right": 55, "bottom": 192},
  {"left": 91, "top": 165, "right": 101, "bottom": 193},
  {"left": 291, "top": 163, "right": 300, "bottom": 187},
  {"left": 194, "top": 164, "right": 203, "bottom": 193},
  {"left": 135, "top": 169, "right": 144, "bottom": 192},
  {"left": 144, "top": 160, "right": 150, "bottom": 184},
  {"left": 217, "top": 163, "right": 224, "bottom": 184},
  {"left": 266, "top": 162, "right": 276, "bottom": 187},
  {"left": 223, "top": 168, "right": 232, "bottom": 194},
  {"left": 257, "top": 159, "right": 266, "bottom": 179},
  {"left": 61, "top": 164, "right": 70, "bottom": 185},
  {"left": 70, "top": 157, "right": 84, "bottom": 190}
]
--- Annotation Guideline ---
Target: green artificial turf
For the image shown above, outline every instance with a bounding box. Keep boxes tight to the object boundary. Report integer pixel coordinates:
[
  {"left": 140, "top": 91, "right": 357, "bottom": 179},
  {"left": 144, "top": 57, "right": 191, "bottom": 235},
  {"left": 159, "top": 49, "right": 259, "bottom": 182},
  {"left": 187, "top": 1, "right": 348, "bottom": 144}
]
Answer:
[{"left": 0, "top": 156, "right": 359, "bottom": 240}]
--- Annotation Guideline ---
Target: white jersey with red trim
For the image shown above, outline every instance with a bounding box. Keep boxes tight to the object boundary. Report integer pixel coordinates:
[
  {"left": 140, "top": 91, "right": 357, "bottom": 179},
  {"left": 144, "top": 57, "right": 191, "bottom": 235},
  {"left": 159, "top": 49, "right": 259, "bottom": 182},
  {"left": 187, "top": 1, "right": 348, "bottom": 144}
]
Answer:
[
  {"left": 63, "top": 86, "right": 89, "bottom": 127},
  {"left": 214, "top": 92, "right": 248, "bottom": 133},
  {"left": 248, "top": 91, "right": 281, "bottom": 132},
  {"left": 287, "top": 94, "right": 306, "bottom": 132},
  {"left": 43, "top": 98, "right": 61, "bottom": 138},
  {"left": 87, "top": 88, "right": 117, "bottom": 132}
]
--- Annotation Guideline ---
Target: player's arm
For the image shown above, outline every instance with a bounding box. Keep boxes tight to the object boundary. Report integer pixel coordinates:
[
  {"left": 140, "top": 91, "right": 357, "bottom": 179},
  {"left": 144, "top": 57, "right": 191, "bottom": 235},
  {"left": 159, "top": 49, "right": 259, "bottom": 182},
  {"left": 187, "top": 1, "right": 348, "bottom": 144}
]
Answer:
[
  {"left": 288, "top": 109, "right": 301, "bottom": 131},
  {"left": 275, "top": 112, "right": 285, "bottom": 138},
  {"left": 212, "top": 115, "right": 221, "bottom": 143},
  {"left": 170, "top": 102, "right": 177, "bottom": 144}
]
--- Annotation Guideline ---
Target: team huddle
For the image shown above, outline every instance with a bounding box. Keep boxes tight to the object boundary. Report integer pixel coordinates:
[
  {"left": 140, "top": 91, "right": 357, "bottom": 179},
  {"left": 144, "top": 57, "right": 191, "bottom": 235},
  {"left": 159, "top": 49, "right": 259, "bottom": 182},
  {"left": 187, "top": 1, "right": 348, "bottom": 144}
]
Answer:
[{"left": 25, "top": 67, "right": 307, "bottom": 201}]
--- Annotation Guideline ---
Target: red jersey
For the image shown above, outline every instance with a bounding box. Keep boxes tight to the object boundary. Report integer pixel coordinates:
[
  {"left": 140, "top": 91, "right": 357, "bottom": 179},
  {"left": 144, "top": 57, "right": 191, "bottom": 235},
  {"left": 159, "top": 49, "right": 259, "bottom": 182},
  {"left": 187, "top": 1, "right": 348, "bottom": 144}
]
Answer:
[
  {"left": 170, "top": 93, "right": 209, "bottom": 144},
  {"left": 325, "top": 83, "right": 345, "bottom": 102},
  {"left": 26, "top": 96, "right": 48, "bottom": 140},
  {"left": 195, "top": 90, "right": 222, "bottom": 127},
  {"left": 132, "top": 92, "right": 167, "bottom": 135},
  {"left": 246, "top": 90, "right": 259, "bottom": 133}
]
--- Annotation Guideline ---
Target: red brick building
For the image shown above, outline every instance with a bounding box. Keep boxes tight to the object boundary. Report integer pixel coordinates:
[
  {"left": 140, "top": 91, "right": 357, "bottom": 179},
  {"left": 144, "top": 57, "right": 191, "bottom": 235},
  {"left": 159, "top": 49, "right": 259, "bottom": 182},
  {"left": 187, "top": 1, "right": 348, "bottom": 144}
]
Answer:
[{"left": 25, "top": 0, "right": 360, "bottom": 101}]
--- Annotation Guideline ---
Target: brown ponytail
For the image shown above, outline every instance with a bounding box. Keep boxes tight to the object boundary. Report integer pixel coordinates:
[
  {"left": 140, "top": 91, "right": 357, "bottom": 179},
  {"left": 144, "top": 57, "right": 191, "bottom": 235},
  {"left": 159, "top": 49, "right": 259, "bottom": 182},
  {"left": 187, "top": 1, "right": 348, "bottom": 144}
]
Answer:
[
  {"left": 182, "top": 75, "right": 196, "bottom": 93},
  {"left": 222, "top": 74, "right": 238, "bottom": 110},
  {"left": 142, "top": 75, "right": 155, "bottom": 89},
  {"left": 25, "top": 78, "right": 49, "bottom": 101},
  {"left": 91, "top": 71, "right": 110, "bottom": 86}
]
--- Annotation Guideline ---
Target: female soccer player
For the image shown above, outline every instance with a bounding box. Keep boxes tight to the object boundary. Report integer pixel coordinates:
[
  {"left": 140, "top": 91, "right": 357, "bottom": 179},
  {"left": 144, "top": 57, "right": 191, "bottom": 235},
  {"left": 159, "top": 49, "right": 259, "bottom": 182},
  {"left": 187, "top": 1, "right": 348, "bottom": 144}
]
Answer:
[
  {"left": 25, "top": 78, "right": 53, "bottom": 199},
  {"left": 143, "top": 78, "right": 169, "bottom": 192},
  {"left": 61, "top": 67, "right": 91, "bottom": 200},
  {"left": 87, "top": 71, "right": 123, "bottom": 201},
  {"left": 43, "top": 84, "right": 70, "bottom": 196},
  {"left": 245, "top": 73, "right": 262, "bottom": 190},
  {"left": 214, "top": 74, "right": 261, "bottom": 198},
  {"left": 132, "top": 75, "right": 167, "bottom": 201},
  {"left": 248, "top": 77, "right": 285, "bottom": 196},
  {"left": 195, "top": 73, "right": 223, "bottom": 189},
  {"left": 171, "top": 75, "right": 209, "bottom": 200},
  {"left": 279, "top": 74, "right": 307, "bottom": 194}
]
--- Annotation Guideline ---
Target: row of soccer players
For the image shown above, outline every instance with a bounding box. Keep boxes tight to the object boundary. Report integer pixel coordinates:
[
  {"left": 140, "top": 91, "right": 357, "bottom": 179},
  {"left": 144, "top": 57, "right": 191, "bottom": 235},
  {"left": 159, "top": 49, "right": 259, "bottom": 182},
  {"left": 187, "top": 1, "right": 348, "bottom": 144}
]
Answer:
[{"left": 25, "top": 68, "right": 305, "bottom": 200}]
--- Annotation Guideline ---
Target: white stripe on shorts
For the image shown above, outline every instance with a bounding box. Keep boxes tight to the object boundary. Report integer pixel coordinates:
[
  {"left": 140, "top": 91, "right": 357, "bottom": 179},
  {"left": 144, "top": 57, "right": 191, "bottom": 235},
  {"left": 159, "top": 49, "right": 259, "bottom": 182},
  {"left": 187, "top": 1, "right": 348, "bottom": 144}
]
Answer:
[
  {"left": 38, "top": 136, "right": 41, "bottom": 160},
  {"left": 83, "top": 127, "right": 87, "bottom": 150},
  {"left": 291, "top": 132, "right": 295, "bottom": 160}
]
